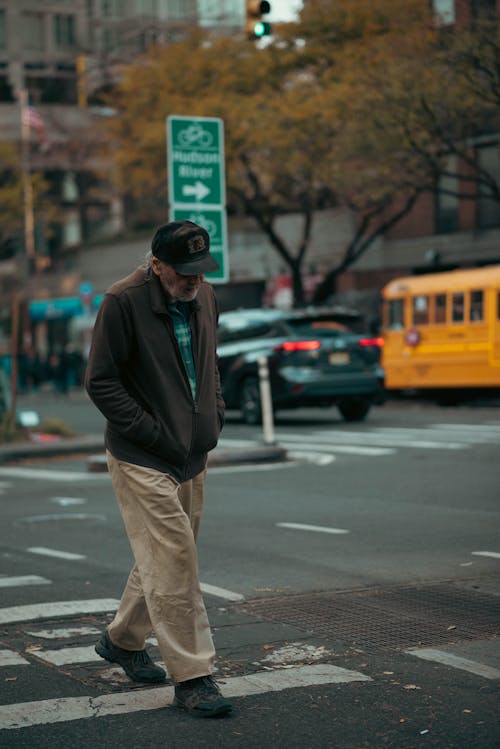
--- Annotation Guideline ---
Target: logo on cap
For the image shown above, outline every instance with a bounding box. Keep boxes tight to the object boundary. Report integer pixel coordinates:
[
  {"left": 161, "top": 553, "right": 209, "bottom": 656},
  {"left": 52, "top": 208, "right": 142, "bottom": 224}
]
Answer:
[{"left": 188, "top": 235, "right": 206, "bottom": 254}]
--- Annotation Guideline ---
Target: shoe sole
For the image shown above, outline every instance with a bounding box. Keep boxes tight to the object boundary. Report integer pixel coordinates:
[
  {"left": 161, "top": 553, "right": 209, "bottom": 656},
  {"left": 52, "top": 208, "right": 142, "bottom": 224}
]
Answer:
[
  {"left": 174, "top": 697, "right": 232, "bottom": 718},
  {"left": 95, "top": 643, "right": 166, "bottom": 683}
]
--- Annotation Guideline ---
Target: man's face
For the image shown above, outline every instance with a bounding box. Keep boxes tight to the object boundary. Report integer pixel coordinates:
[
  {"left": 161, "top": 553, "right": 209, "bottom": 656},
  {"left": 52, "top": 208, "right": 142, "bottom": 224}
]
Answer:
[{"left": 152, "top": 257, "right": 204, "bottom": 302}]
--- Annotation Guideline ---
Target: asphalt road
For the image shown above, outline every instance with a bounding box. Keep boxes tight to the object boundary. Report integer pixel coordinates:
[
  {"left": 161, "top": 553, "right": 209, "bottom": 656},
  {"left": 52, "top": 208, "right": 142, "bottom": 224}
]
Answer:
[{"left": 0, "top": 392, "right": 499, "bottom": 747}]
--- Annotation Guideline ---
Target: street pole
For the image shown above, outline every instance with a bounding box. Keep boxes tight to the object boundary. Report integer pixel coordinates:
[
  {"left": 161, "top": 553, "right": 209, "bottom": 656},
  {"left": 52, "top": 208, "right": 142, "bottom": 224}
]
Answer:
[
  {"left": 19, "top": 88, "right": 36, "bottom": 267},
  {"left": 258, "top": 356, "right": 275, "bottom": 445},
  {"left": 8, "top": 288, "right": 20, "bottom": 430}
]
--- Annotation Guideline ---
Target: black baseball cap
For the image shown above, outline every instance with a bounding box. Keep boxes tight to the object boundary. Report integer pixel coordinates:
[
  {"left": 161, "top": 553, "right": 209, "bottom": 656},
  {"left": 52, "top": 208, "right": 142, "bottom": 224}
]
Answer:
[{"left": 151, "top": 221, "right": 219, "bottom": 275}]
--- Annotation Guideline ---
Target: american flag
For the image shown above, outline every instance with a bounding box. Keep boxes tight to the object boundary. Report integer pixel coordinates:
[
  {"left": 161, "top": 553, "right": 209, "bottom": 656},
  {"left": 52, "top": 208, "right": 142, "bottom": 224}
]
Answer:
[{"left": 23, "top": 105, "right": 48, "bottom": 150}]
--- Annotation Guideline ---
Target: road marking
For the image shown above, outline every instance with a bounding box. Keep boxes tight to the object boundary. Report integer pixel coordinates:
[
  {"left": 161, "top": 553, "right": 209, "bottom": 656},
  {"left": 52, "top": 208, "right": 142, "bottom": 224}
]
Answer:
[
  {"left": 0, "top": 575, "right": 51, "bottom": 588},
  {"left": 406, "top": 648, "right": 500, "bottom": 680},
  {"left": 276, "top": 522, "right": 350, "bottom": 535},
  {"left": 0, "top": 663, "right": 372, "bottom": 729},
  {"left": 0, "top": 649, "right": 30, "bottom": 666},
  {"left": 34, "top": 645, "right": 98, "bottom": 666},
  {"left": 24, "top": 626, "right": 101, "bottom": 639},
  {"left": 276, "top": 430, "right": 464, "bottom": 450},
  {"left": 471, "top": 551, "right": 500, "bottom": 559},
  {"left": 50, "top": 497, "right": 87, "bottom": 506},
  {"left": 20, "top": 513, "right": 106, "bottom": 523},
  {"left": 287, "top": 451, "right": 335, "bottom": 465},
  {"left": 434, "top": 423, "right": 500, "bottom": 434},
  {"left": 200, "top": 582, "right": 244, "bottom": 602},
  {"left": 288, "top": 443, "right": 391, "bottom": 456},
  {"left": 0, "top": 468, "right": 108, "bottom": 481},
  {"left": 210, "top": 461, "right": 296, "bottom": 475},
  {"left": 0, "top": 599, "right": 120, "bottom": 624},
  {"left": 27, "top": 547, "right": 86, "bottom": 561}
]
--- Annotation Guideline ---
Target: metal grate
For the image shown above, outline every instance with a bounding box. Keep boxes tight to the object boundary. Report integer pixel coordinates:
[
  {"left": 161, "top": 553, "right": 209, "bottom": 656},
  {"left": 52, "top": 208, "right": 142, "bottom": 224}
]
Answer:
[{"left": 238, "top": 582, "right": 500, "bottom": 653}]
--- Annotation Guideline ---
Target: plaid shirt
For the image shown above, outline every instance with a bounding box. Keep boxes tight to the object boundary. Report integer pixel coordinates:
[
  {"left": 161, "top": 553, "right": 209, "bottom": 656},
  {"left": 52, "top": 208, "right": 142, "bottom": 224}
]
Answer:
[{"left": 168, "top": 302, "right": 196, "bottom": 398}]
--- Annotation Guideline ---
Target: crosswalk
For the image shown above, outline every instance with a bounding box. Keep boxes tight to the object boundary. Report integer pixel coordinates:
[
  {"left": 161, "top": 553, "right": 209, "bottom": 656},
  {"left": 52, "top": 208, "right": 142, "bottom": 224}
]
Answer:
[
  {"left": 216, "top": 420, "right": 500, "bottom": 467},
  {"left": 0, "top": 595, "right": 498, "bottom": 731}
]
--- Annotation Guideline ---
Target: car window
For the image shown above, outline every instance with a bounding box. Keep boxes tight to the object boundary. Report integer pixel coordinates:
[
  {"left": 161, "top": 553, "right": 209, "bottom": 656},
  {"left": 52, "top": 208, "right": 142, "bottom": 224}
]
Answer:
[
  {"left": 286, "top": 320, "right": 349, "bottom": 337},
  {"left": 217, "top": 321, "right": 275, "bottom": 344}
]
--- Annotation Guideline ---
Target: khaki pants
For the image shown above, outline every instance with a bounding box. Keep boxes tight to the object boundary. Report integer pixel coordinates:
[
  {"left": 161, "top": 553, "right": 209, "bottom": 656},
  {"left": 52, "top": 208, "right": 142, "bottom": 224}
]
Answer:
[{"left": 106, "top": 451, "right": 215, "bottom": 682}]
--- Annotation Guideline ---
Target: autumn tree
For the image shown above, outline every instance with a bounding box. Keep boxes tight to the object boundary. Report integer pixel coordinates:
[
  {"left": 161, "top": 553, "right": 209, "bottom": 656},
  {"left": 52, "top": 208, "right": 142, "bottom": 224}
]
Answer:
[
  {"left": 305, "top": 6, "right": 500, "bottom": 300},
  {"left": 101, "top": 0, "right": 499, "bottom": 306},
  {"left": 0, "top": 142, "right": 52, "bottom": 263}
]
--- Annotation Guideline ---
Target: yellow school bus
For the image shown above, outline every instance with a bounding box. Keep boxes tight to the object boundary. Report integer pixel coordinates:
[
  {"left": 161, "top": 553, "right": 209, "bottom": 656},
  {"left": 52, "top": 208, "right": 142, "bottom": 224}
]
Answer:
[{"left": 381, "top": 265, "right": 500, "bottom": 396}]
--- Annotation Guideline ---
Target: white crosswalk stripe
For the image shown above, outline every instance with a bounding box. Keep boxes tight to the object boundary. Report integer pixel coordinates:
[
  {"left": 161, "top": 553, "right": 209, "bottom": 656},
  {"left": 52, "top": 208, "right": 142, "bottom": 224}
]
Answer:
[{"left": 269, "top": 421, "right": 500, "bottom": 464}]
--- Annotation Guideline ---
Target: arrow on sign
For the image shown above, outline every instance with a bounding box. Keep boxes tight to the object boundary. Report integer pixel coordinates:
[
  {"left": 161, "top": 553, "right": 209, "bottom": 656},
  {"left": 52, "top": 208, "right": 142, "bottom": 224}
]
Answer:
[{"left": 182, "top": 181, "right": 210, "bottom": 201}]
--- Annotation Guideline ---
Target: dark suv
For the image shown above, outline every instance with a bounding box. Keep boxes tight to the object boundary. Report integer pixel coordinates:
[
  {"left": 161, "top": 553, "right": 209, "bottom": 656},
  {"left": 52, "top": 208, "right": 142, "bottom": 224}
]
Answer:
[{"left": 217, "top": 307, "right": 384, "bottom": 424}]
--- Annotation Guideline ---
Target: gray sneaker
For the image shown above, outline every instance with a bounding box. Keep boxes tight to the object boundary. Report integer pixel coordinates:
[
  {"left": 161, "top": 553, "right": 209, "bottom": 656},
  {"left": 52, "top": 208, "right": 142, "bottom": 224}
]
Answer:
[
  {"left": 174, "top": 675, "right": 232, "bottom": 717},
  {"left": 95, "top": 631, "right": 166, "bottom": 683}
]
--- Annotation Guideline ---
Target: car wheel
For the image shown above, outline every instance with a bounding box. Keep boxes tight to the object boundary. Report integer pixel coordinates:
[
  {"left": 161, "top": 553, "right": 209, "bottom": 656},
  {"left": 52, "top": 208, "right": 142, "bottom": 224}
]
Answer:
[
  {"left": 240, "top": 376, "right": 262, "bottom": 425},
  {"left": 338, "top": 397, "right": 371, "bottom": 422}
]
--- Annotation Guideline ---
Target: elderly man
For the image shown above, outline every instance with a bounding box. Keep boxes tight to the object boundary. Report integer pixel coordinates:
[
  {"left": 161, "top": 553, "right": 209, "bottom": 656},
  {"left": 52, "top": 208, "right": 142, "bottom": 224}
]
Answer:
[{"left": 85, "top": 221, "right": 231, "bottom": 717}]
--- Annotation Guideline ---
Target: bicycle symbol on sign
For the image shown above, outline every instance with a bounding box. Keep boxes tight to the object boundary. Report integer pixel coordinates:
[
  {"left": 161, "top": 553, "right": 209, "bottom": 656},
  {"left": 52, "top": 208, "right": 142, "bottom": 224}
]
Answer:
[
  {"left": 187, "top": 214, "right": 218, "bottom": 238},
  {"left": 177, "top": 123, "right": 213, "bottom": 148}
]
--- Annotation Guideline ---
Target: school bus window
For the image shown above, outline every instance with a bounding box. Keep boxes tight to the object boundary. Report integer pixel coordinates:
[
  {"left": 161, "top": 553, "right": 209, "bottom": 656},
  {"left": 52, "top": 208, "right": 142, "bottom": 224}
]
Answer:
[
  {"left": 435, "top": 293, "right": 447, "bottom": 323},
  {"left": 452, "top": 292, "right": 464, "bottom": 323},
  {"left": 388, "top": 299, "right": 404, "bottom": 329},
  {"left": 497, "top": 292, "right": 500, "bottom": 319},
  {"left": 470, "top": 290, "right": 483, "bottom": 321},
  {"left": 412, "top": 295, "right": 429, "bottom": 325}
]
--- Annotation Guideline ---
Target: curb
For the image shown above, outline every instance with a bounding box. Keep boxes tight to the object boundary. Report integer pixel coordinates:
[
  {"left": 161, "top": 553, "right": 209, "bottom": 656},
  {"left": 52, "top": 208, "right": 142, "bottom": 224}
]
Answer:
[
  {"left": 0, "top": 436, "right": 288, "bottom": 470},
  {"left": 87, "top": 445, "right": 288, "bottom": 472}
]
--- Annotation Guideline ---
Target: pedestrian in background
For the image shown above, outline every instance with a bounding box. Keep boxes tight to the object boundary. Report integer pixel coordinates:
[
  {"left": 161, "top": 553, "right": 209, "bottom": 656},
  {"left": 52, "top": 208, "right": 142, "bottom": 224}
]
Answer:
[{"left": 85, "top": 220, "right": 231, "bottom": 718}]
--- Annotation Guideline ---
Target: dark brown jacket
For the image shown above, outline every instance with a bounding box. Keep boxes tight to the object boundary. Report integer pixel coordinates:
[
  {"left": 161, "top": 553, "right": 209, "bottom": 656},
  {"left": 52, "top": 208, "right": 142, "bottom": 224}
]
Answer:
[{"left": 85, "top": 265, "right": 225, "bottom": 482}]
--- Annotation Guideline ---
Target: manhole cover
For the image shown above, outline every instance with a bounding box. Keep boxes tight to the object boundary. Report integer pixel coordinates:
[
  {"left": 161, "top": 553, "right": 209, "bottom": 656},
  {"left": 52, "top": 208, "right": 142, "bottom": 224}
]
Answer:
[{"left": 238, "top": 582, "right": 500, "bottom": 653}]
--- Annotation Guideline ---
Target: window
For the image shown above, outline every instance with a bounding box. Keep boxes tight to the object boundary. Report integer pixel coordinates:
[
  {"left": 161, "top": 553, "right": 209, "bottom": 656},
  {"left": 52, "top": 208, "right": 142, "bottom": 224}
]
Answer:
[
  {"left": 470, "top": 290, "right": 484, "bottom": 321},
  {"left": 497, "top": 292, "right": 500, "bottom": 320},
  {"left": 412, "top": 296, "right": 429, "bottom": 325},
  {"left": 471, "top": 0, "right": 497, "bottom": 20},
  {"left": 54, "top": 14, "right": 75, "bottom": 49},
  {"left": 387, "top": 299, "right": 404, "bottom": 330},
  {"left": 435, "top": 293, "right": 447, "bottom": 324},
  {"left": 477, "top": 144, "right": 500, "bottom": 229},
  {"left": 436, "top": 156, "right": 459, "bottom": 233},
  {"left": 22, "top": 12, "right": 45, "bottom": 52},
  {"left": 432, "top": 0, "right": 455, "bottom": 25},
  {"left": 0, "top": 10, "right": 6, "bottom": 50},
  {"left": 452, "top": 292, "right": 465, "bottom": 323}
]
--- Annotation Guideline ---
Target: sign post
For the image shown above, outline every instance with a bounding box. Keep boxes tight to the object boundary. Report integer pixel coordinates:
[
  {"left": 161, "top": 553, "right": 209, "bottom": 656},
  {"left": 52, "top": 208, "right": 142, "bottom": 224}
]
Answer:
[{"left": 167, "top": 116, "right": 228, "bottom": 283}]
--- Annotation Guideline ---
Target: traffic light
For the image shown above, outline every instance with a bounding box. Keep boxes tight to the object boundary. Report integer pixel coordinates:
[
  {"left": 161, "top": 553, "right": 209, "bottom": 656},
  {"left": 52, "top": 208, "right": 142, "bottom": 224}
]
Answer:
[{"left": 245, "top": 1, "right": 272, "bottom": 39}]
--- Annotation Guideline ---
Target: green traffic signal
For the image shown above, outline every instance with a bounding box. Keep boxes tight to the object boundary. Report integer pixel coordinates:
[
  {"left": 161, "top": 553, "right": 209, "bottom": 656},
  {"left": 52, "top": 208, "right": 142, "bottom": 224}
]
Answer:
[{"left": 254, "top": 20, "right": 271, "bottom": 37}]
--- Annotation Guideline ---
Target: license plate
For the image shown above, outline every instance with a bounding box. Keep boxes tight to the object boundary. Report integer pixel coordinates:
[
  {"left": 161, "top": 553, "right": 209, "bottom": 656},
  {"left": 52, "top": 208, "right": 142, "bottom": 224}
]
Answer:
[{"left": 329, "top": 352, "right": 350, "bottom": 365}]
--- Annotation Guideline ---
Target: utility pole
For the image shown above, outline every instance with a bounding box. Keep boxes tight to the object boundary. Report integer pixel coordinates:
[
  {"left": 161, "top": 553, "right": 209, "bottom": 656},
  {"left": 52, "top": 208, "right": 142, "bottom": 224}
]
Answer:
[{"left": 19, "top": 88, "right": 36, "bottom": 270}]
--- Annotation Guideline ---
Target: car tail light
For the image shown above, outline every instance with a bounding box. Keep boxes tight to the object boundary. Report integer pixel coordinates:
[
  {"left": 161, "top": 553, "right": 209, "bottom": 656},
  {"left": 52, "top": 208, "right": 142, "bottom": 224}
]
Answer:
[
  {"left": 358, "top": 337, "right": 384, "bottom": 348},
  {"left": 275, "top": 340, "right": 321, "bottom": 352}
]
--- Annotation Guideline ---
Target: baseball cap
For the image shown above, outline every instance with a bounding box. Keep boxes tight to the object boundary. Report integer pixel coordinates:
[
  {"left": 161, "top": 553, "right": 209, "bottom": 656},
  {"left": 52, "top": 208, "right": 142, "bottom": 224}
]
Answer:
[{"left": 151, "top": 221, "right": 219, "bottom": 275}]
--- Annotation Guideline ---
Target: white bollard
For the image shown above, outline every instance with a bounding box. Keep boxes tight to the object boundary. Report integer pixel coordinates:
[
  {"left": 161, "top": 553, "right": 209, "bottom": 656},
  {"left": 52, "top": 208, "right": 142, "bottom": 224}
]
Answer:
[{"left": 258, "top": 356, "right": 275, "bottom": 445}]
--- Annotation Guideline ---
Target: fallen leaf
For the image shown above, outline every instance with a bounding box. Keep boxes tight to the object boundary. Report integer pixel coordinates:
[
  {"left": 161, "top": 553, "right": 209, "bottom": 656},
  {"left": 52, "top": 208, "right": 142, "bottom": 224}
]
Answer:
[
  {"left": 404, "top": 684, "right": 421, "bottom": 690},
  {"left": 447, "top": 625, "right": 457, "bottom": 631},
  {"left": 5, "top": 677, "right": 17, "bottom": 682},
  {"left": 260, "top": 644, "right": 274, "bottom": 651},
  {"left": 463, "top": 709, "right": 473, "bottom": 714}
]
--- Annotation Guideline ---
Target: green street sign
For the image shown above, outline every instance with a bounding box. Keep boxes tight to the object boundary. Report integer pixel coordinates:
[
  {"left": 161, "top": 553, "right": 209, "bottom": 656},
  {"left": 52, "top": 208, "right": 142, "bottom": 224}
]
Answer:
[
  {"left": 170, "top": 206, "right": 228, "bottom": 283},
  {"left": 167, "top": 116, "right": 225, "bottom": 207},
  {"left": 167, "top": 115, "right": 228, "bottom": 283}
]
